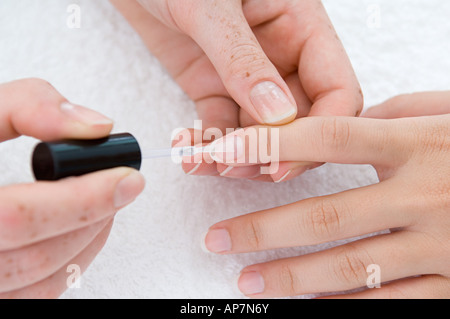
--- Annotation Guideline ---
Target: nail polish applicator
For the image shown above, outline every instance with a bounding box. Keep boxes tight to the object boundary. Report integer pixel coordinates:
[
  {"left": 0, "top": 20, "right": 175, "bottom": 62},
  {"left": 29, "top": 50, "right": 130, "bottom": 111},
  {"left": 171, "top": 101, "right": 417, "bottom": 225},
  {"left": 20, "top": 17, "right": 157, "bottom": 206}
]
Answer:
[{"left": 32, "top": 133, "right": 205, "bottom": 181}]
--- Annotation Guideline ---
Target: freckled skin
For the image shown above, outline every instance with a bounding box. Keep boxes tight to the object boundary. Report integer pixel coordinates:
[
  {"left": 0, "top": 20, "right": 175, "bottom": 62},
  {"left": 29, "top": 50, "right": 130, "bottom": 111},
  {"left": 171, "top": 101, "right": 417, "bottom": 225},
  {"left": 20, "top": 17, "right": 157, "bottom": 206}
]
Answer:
[{"left": 0, "top": 77, "right": 135, "bottom": 297}]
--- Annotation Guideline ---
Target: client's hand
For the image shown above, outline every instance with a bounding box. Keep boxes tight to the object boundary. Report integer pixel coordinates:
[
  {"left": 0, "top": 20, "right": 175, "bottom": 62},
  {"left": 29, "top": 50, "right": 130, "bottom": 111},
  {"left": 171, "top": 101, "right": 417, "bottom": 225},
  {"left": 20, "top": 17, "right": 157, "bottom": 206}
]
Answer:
[{"left": 203, "top": 91, "right": 450, "bottom": 298}]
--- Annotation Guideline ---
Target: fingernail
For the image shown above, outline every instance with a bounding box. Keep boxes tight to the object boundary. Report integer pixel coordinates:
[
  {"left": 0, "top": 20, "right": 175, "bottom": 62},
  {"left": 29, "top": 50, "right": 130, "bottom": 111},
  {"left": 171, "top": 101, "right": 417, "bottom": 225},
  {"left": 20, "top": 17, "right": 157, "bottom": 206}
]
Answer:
[
  {"left": 210, "top": 135, "right": 244, "bottom": 163},
  {"left": 250, "top": 81, "right": 296, "bottom": 124},
  {"left": 273, "top": 169, "right": 291, "bottom": 183},
  {"left": 61, "top": 102, "right": 113, "bottom": 126},
  {"left": 204, "top": 228, "right": 232, "bottom": 253},
  {"left": 238, "top": 271, "right": 265, "bottom": 295},
  {"left": 114, "top": 171, "right": 145, "bottom": 208},
  {"left": 219, "top": 166, "right": 234, "bottom": 177},
  {"left": 186, "top": 162, "right": 202, "bottom": 175}
]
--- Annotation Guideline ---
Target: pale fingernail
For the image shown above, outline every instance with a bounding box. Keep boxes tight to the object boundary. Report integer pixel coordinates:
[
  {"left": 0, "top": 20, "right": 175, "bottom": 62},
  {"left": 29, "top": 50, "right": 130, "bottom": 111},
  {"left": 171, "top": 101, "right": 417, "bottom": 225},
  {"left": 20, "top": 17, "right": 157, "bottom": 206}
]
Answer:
[
  {"left": 238, "top": 271, "right": 265, "bottom": 295},
  {"left": 186, "top": 162, "right": 202, "bottom": 175},
  {"left": 204, "top": 228, "right": 232, "bottom": 253},
  {"left": 250, "top": 81, "right": 297, "bottom": 124},
  {"left": 210, "top": 135, "right": 244, "bottom": 163},
  {"left": 273, "top": 169, "right": 291, "bottom": 183},
  {"left": 114, "top": 171, "right": 145, "bottom": 208},
  {"left": 220, "top": 166, "right": 234, "bottom": 177},
  {"left": 61, "top": 102, "right": 113, "bottom": 125}
]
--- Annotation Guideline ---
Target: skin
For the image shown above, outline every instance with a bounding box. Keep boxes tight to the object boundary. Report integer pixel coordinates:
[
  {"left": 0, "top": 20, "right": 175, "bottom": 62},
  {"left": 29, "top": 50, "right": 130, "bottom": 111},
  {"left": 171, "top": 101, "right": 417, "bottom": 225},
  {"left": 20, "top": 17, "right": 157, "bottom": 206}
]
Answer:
[
  {"left": 110, "top": 0, "right": 449, "bottom": 298},
  {"left": 0, "top": 79, "right": 145, "bottom": 298},
  {"left": 110, "top": 0, "right": 363, "bottom": 182},
  {"left": 203, "top": 92, "right": 450, "bottom": 298}
]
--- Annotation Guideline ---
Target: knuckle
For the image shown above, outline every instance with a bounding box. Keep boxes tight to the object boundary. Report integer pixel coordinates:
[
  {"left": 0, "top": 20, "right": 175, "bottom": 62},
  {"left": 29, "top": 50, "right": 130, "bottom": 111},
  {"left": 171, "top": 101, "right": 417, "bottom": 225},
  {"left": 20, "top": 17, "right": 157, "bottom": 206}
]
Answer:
[
  {"left": 306, "top": 198, "right": 344, "bottom": 240},
  {"left": 419, "top": 121, "right": 450, "bottom": 156},
  {"left": 319, "top": 117, "right": 351, "bottom": 155},
  {"left": 227, "top": 43, "right": 271, "bottom": 79},
  {"left": 419, "top": 176, "right": 450, "bottom": 212},
  {"left": 23, "top": 77, "right": 50, "bottom": 87},
  {"left": 165, "top": 0, "right": 195, "bottom": 29},
  {"left": 18, "top": 78, "right": 60, "bottom": 110},
  {"left": 277, "top": 264, "right": 301, "bottom": 296},
  {"left": 0, "top": 202, "right": 32, "bottom": 249},
  {"left": 243, "top": 217, "right": 266, "bottom": 251},
  {"left": 331, "top": 245, "right": 372, "bottom": 286},
  {"left": 21, "top": 78, "right": 54, "bottom": 93}
]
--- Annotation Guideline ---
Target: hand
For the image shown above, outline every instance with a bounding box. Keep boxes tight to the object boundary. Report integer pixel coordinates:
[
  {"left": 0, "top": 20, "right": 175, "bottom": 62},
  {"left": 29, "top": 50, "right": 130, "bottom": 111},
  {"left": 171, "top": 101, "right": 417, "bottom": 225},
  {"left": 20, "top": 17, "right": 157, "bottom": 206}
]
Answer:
[
  {"left": 202, "top": 91, "right": 450, "bottom": 298},
  {"left": 110, "top": 0, "right": 362, "bottom": 181},
  {"left": 0, "top": 79, "right": 145, "bottom": 298}
]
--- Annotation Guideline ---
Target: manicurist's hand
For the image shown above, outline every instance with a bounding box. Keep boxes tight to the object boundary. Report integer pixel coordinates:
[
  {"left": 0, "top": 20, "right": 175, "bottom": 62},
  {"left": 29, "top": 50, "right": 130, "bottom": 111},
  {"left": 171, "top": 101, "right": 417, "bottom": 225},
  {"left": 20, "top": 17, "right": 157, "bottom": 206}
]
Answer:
[
  {"left": 203, "top": 92, "right": 450, "bottom": 298},
  {"left": 110, "top": 0, "right": 362, "bottom": 181},
  {"left": 0, "top": 79, "right": 145, "bottom": 298}
]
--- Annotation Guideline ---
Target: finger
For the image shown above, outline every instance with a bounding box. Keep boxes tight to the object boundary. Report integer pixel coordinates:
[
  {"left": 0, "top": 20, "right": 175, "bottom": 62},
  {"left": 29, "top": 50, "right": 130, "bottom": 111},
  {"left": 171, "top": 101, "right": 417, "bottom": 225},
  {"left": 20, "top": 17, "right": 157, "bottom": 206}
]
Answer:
[
  {"left": 0, "top": 167, "right": 145, "bottom": 250},
  {"left": 0, "top": 219, "right": 113, "bottom": 299},
  {"left": 168, "top": 0, "right": 297, "bottom": 125},
  {"left": 112, "top": 1, "right": 242, "bottom": 138},
  {"left": 0, "top": 218, "right": 112, "bottom": 293},
  {"left": 203, "top": 181, "right": 416, "bottom": 254},
  {"left": 195, "top": 96, "right": 240, "bottom": 133},
  {"left": 244, "top": 0, "right": 360, "bottom": 117},
  {"left": 363, "top": 91, "right": 450, "bottom": 119},
  {"left": 236, "top": 232, "right": 432, "bottom": 298},
  {"left": 237, "top": 73, "right": 319, "bottom": 181},
  {"left": 322, "top": 275, "right": 450, "bottom": 299},
  {"left": 172, "top": 129, "right": 219, "bottom": 176},
  {"left": 295, "top": 2, "right": 363, "bottom": 117},
  {"left": 239, "top": 73, "right": 312, "bottom": 126},
  {"left": 269, "top": 161, "right": 316, "bottom": 183},
  {"left": 229, "top": 162, "right": 313, "bottom": 183},
  {"left": 0, "top": 78, "right": 113, "bottom": 142},
  {"left": 208, "top": 116, "right": 414, "bottom": 167},
  {"left": 216, "top": 163, "right": 261, "bottom": 179}
]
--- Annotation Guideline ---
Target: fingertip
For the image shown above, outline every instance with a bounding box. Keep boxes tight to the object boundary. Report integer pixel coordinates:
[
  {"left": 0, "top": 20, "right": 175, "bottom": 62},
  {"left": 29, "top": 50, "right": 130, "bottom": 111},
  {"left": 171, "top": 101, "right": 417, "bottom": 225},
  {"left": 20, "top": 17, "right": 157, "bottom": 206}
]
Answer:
[
  {"left": 69, "top": 167, "right": 146, "bottom": 210},
  {"left": 185, "top": 162, "right": 202, "bottom": 175},
  {"left": 248, "top": 81, "right": 298, "bottom": 125},
  {"left": 2, "top": 78, "right": 114, "bottom": 141},
  {"left": 59, "top": 102, "right": 114, "bottom": 139},
  {"left": 112, "top": 168, "right": 146, "bottom": 209}
]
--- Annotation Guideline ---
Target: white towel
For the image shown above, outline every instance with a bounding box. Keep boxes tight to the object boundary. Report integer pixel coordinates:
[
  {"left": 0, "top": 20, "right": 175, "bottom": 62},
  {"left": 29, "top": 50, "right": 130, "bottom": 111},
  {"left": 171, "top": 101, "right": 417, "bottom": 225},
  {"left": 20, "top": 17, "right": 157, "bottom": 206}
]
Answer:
[{"left": 0, "top": 0, "right": 449, "bottom": 299}]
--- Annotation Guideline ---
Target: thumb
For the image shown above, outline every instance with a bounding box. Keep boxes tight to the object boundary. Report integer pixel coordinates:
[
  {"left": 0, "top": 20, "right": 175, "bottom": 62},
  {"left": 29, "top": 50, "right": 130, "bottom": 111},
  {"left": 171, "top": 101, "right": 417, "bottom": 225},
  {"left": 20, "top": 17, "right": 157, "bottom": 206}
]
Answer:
[{"left": 166, "top": 0, "right": 298, "bottom": 125}]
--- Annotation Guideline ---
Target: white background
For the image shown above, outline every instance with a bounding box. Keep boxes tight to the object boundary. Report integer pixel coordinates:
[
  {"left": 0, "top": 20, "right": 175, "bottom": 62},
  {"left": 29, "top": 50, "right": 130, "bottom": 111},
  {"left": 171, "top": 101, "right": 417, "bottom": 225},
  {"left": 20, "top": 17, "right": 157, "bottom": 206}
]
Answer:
[{"left": 0, "top": 0, "right": 449, "bottom": 298}]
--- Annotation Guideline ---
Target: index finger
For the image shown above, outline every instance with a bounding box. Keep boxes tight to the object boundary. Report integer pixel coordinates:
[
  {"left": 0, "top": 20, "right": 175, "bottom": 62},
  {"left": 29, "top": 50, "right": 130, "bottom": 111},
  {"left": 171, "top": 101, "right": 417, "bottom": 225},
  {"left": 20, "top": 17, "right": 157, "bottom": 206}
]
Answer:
[
  {"left": 0, "top": 167, "right": 145, "bottom": 250},
  {"left": 0, "top": 78, "right": 113, "bottom": 142},
  {"left": 208, "top": 116, "right": 414, "bottom": 167}
]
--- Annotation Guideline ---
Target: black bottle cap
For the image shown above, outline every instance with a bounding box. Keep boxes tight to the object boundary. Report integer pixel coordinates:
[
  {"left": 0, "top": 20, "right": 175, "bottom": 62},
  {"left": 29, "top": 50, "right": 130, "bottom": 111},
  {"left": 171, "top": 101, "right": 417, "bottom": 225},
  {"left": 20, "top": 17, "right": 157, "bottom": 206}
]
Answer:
[{"left": 32, "top": 133, "right": 142, "bottom": 181}]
